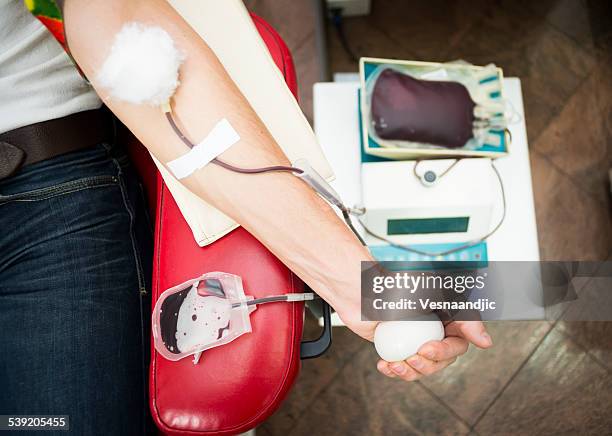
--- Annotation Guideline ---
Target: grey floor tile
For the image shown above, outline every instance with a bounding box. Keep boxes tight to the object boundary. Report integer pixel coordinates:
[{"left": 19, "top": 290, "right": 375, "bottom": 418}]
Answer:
[
  {"left": 446, "top": 4, "right": 596, "bottom": 144},
  {"left": 284, "top": 346, "right": 471, "bottom": 436},
  {"left": 533, "top": 0, "right": 597, "bottom": 49},
  {"left": 505, "top": 0, "right": 612, "bottom": 54},
  {"left": 559, "top": 274, "right": 612, "bottom": 322},
  {"left": 420, "top": 321, "right": 551, "bottom": 425},
  {"left": 367, "top": 0, "right": 489, "bottom": 61},
  {"left": 244, "top": 0, "right": 315, "bottom": 51},
  {"left": 327, "top": 0, "right": 489, "bottom": 72},
  {"left": 557, "top": 320, "right": 612, "bottom": 373},
  {"left": 544, "top": 275, "right": 599, "bottom": 322},
  {"left": 475, "top": 328, "right": 612, "bottom": 435},
  {"left": 533, "top": 60, "right": 612, "bottom": 205},
  {"left": 530, "top": 151, "right": 612, "bottom": 260},
  {"left": 253, "top": 425, "right": 272, "bottom": 436},
  {"left": 327, "top": 15, "right": 417, "bottom": 73},
  {"left": 556, "top": 272, "right": 612, "bottom": 372},
  {"left": 263, "top": 316, "right": 368, "bottom": 435}
]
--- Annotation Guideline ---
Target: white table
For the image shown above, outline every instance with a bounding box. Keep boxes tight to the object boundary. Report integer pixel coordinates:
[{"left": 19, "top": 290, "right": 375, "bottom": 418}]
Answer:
[
  {"left": 312, "top": 78, "right": 543, "bottom": 323},
  {"left": 313, "top": 78, "right": 539, "bottom": 261}
]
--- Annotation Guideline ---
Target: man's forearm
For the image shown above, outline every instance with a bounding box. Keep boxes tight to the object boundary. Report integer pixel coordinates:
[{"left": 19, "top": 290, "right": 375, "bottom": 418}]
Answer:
[{"left": 63, "top": 0, "right": 371, "bottom": 310}]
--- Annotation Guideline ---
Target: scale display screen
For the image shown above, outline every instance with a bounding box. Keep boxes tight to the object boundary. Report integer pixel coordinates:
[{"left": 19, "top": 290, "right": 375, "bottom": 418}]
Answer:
[{"left": 387, "top": 217, "right": 470, "bottom": 235}]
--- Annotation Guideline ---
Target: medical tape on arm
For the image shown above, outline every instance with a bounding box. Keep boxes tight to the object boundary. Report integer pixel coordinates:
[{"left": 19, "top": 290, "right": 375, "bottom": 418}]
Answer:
[{"left": 167, "top": 118, "right": 240, "bottom": 179}]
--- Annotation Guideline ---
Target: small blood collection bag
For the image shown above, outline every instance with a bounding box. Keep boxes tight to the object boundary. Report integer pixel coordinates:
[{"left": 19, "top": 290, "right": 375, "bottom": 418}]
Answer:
[{"left": 152, "top": 271, "right": 313, "bottom": 363}]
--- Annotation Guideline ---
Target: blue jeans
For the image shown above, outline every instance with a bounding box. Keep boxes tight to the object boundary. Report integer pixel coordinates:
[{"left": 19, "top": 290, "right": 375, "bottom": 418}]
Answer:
[{"left": 0, "top": 142, "right": 154, "bottom": 435}]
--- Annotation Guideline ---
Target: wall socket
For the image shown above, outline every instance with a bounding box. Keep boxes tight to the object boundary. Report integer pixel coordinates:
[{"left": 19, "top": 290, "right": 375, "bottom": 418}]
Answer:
[{"left": 326, "top": 0, "right": 371, "bottom": 17}]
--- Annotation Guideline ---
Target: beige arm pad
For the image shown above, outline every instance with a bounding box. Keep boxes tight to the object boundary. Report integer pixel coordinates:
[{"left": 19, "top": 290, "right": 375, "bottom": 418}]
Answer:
[{"left": 157, "top": 0, "right": 333, "bottom": 246}]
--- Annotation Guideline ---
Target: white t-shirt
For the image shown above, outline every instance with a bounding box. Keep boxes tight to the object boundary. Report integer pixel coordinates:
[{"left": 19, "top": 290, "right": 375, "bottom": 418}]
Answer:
[{"left": 0, "top": 0, "right": 101, "bottom": 134}]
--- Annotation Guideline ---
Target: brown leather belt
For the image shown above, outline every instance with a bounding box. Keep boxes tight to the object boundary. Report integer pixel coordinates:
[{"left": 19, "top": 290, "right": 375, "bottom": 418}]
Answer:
[{"left": 0, "top": 108, "right": 114, "bottom": 180}]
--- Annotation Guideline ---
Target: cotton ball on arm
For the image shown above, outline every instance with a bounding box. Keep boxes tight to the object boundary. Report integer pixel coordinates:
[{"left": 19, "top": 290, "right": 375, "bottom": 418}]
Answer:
[{"left": 97, "top": 22, "right": 185, "bottom": 106}]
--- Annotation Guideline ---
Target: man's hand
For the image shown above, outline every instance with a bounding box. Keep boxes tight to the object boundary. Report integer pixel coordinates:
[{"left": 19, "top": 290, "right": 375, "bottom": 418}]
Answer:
[
  {"left": 337, "top": 300, "right": 492, "bottom": 382},
  {"left": 375, "top": 320, "right": 493, "bottom": 381}
]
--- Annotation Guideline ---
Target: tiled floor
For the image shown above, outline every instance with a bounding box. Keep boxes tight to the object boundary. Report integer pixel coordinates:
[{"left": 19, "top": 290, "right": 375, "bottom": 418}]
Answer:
[{"left": 246, "top": 1, "right": 612, "bottom": 434}]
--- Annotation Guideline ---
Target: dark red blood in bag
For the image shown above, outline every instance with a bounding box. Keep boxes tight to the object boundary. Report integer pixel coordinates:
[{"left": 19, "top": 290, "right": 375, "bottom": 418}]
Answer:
[{"left": 371, "top": 68, "right": 475, "bottom": 148}]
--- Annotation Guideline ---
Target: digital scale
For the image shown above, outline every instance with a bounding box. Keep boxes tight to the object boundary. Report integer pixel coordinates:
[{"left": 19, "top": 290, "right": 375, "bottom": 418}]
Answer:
[{"left": 360, "top": 158, "right": 495, "bottom": 263}]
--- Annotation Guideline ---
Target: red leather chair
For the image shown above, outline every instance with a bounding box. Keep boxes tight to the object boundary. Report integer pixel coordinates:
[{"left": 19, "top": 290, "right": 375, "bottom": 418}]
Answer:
[{"left": 125, "top": 14, "right": 330, "bottom": 435}]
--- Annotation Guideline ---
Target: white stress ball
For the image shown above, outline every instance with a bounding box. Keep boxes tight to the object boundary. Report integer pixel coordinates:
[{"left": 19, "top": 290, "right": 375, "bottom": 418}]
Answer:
[{"left": 374, "top": 314, "right": 445, "bottom": 362}]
